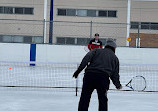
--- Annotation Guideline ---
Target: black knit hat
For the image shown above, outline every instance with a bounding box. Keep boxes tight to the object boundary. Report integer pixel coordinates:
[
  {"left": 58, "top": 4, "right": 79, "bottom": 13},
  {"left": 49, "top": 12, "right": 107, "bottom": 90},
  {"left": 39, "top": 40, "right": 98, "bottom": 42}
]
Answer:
[
  {"left": 95, "top": 33, "right": 99, "bottom": 36},
  {"left": 105, "top": 39, "right": 117, "bottom": 48}
]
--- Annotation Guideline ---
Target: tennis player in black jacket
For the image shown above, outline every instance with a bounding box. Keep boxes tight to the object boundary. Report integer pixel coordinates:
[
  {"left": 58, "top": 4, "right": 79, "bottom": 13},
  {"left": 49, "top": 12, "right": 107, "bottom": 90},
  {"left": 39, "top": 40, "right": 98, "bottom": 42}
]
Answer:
[{"left": 73, "top": 39, "right": 122, "bottom": 111}]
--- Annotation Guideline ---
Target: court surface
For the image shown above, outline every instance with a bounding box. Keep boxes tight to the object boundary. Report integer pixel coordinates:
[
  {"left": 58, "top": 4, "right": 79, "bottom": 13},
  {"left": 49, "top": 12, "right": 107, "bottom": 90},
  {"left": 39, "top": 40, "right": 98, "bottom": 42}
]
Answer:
[{"left": 0, "top": 88, "right": 158, "bottom": 111}]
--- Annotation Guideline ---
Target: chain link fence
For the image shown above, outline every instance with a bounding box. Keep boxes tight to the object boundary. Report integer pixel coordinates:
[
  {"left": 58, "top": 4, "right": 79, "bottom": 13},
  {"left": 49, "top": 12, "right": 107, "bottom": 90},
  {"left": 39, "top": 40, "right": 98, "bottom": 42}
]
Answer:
[
  {"left": 47, "top": 21, "right": 127, "bottom": 46},
  {"left": 0, "top": 19, "right": 158, "bottom": 47},
  {"left": 0, "top": 19, "right": 44, "bottom": 44},
  {"left": 130, "top": 22, "right": 158, "bottom": 48}
]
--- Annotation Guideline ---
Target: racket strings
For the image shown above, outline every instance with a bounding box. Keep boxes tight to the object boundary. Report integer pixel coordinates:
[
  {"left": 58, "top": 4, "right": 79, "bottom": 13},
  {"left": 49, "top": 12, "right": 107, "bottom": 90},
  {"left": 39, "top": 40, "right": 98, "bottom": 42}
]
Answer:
[{"left": 131, "top": 76, "right": 146, "bottom": 91}]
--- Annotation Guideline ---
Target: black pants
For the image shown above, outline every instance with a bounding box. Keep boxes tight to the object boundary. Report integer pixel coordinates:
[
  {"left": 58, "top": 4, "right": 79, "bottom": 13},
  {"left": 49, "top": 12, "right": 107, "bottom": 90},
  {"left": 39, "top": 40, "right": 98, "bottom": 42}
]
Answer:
[{"left": 78, "top": 72, "right": 110, "bottom": 111}]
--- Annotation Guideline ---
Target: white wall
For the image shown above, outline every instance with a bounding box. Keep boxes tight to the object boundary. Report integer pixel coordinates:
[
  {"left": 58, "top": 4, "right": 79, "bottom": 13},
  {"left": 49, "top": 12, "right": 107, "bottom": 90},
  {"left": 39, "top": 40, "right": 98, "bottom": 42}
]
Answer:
[
  {"left": 0, "top": 43, "right": 30, "bottom": 62},
  {"left": 36, "top": 44, "right": 87, "bottom": 63},
  {"left": 116, "top": 47, "right": 158, "bottom": 64},
  {"left": 0, "top": 43, "right": 158, "bottom": 64}
]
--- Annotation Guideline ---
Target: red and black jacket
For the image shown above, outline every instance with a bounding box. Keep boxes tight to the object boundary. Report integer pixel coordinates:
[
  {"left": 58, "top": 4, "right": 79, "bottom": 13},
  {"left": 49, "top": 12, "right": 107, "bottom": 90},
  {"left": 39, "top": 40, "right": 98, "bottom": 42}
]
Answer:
[{"left": 88, "top": 39, "right": 103, "bottom": 50}]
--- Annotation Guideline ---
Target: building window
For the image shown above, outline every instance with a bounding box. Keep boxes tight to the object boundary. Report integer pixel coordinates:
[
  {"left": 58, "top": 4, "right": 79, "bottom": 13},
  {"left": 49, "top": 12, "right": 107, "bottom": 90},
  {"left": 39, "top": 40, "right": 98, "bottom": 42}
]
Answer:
[
  {"left": 77, "top": 38, "right": 89, "bottom": 45},
  {"left": 56, "top": 37, "right": 116, "bottom": 46},
  {"left": 3, "top": 35, "right": 12, "bottom": 42},
  {"left": 131, "top": 22, "right": 139, "bottom": 29},
  {"left": 0, "top": 35, "right": 2, "bottom": 42},
  {"left": 141, "top": 22, "right": 150, "bottom": 29},
  {"left": 0, "top": 35, "right": 44, "bottom": 43},
  {"left": 13, "top": 36, "right": 23, "bottom": 43},
  {"left": 33, "top": 36, "right": 43, "bottom": 43},
  {"left": 24, "top": 8, "right": 33, "bottom": 14},
  {"left": 87, "top": 10, "right": 96, "bottom": 17},
  {"left": 15, "top": 8, "right": 24, "bottom": 14},
  {"left": 57, "top": 8, "right": 117, "bottom": 18},
  {"left": 24, "top": 36, "right": 32, "bottom": 43},
  {"left": 98, "top": 10, "right": 107, "bottom": 17},
  {"left": 67, "top": 9, "right": 76, "bottom": 16},
  {"left": 150, "top": 23, "right": 158, "bottom": 30},
  {"left": 4, "top": 7, "right": 13, "bottom": 14},
  {"left": 57, "top": 37, "right": 75, "bottom": 45},
  {"left": 0, "top": 6, "right": 33, "bottom": 15},
  {"left": 57, "top": 37, "right": 65, "bottom": 44},
  {"left": 66, "top": 38, "right": 75, "bottom": 44},
  {"left": 77, "top": 9, "right": 87, "bottom": 17},
  {"left": 58, "top": 9, "right": 66, "bottom": 16},
  {"left": 131, "top": 22, "right": 158, "bottom": 30},
  {"left": 0, "top": 7, "right": 4, "bottom": 13},
  {"left": 108, "top": 11, "right": 117, "bottom": 17}
]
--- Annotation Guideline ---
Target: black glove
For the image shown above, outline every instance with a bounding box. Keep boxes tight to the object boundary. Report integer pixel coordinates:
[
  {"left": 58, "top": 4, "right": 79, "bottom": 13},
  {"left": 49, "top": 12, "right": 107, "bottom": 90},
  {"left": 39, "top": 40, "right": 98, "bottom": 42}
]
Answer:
[
  {"left": 73, "top": 69, "right": 80, "bottom": 78},
  {"left": 116, "top": 84, "right": 122, "bottom": 90}
]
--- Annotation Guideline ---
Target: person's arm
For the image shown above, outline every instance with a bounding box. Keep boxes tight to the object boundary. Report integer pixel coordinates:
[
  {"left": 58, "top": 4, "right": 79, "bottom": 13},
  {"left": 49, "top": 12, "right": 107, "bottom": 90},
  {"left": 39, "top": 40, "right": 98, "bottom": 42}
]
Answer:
[
  {"left": 88, "top": 44, "right": 91, "bottom": 50},
  {"left": 88, "top": 40, "right": 92, "bottom": 50},
  {"left": 73, "top": 50, "right": 96, "bottom": 78},
  {"left": 110, "top": 57, "right": 122, "bottom": 89}
]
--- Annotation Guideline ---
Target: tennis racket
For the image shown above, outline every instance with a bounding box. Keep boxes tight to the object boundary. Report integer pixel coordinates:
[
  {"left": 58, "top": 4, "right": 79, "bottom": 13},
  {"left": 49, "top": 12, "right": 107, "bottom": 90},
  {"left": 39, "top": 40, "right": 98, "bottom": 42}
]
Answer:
[{"left": 125, "top": 76, "right": 146, "bottom": 91}]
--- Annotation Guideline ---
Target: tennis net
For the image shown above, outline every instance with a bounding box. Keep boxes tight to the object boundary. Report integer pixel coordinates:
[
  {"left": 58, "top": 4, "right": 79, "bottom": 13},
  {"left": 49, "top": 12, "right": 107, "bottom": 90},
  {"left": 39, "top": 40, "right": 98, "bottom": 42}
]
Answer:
[
  {"left": 0, "top": 61, "right": 158, "bottom": 93},
  {"left": 0, "top": 61, "right": 77, "bottom": 91}
]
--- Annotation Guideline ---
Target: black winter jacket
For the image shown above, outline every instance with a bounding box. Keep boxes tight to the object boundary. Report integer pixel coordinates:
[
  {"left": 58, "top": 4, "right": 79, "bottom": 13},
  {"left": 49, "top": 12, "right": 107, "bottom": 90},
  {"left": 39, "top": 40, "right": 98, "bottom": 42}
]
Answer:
[{"left": 76, "top": 47, "right": 121, "bottom": 89}]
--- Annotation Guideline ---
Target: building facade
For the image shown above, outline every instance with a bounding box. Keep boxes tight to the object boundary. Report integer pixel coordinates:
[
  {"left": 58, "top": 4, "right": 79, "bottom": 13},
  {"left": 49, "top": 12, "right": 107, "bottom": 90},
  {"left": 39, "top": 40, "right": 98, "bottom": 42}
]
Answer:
[
  {"left": 0, "top": 0, "right": 158, "bottom": 47},
  {"left": 130, "top": 1, "right": 158, "bottom": 47},
  {"left": 0, "top": 0, "right": 49, "bottom": 44}
]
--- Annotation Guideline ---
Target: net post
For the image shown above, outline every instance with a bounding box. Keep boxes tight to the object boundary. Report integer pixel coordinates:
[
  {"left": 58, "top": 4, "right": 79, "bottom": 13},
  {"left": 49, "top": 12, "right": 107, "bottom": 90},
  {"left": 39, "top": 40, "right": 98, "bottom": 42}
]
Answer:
[{"left": 30, "top": 44, "right": 36, "bottom": 66}]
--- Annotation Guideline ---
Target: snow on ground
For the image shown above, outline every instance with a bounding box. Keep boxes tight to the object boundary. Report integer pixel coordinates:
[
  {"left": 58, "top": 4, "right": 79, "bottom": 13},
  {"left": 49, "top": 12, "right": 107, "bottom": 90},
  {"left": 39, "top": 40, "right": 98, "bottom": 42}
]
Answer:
[{"left": 0, "top": 88, "right": 158, "bottom": 111}]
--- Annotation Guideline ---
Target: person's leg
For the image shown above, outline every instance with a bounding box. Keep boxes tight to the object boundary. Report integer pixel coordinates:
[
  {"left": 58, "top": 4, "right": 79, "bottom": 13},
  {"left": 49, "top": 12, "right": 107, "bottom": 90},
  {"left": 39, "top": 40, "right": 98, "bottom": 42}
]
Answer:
[
  {"left": 78, "top": 73, "right": 94, "bottom": 111},
  {"left": 97, "top": 88, "right": 108, "bottom": 111},
  {"left": 96, "top": 74, "right": 109, "bottom": 111},
  {"left": 78, "top": 86, "right": 94, "bottom": 111}
]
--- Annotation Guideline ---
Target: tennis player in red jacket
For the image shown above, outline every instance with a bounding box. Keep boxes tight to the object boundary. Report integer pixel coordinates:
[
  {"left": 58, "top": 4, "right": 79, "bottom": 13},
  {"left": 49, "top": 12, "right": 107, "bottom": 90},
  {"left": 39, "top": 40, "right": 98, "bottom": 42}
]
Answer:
[{"left": 88, "top": 33, "right": 103, "bottom": 51}]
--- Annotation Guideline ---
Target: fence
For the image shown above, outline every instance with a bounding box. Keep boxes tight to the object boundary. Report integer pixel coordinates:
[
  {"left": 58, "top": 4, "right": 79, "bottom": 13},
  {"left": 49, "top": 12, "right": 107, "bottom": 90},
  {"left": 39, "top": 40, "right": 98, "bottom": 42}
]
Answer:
[{"left": 0, "top": 19, "right": 158, "bottom": 47}]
